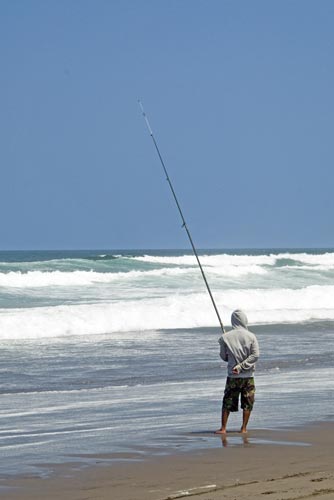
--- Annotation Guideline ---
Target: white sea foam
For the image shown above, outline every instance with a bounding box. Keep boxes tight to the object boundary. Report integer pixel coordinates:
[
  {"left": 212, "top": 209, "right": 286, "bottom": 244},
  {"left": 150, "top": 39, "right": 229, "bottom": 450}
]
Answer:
[
  {"left": 131, "top": 253, "right": 278, "bottom": 266},
  {"left": 209, "top": 264, "right": 268, "bottom": 277},
  {"left": 1, "top": 250, "right": 333, "bottom": 339},
  {"left": 0, "top": 269, "right": 190, "bottom": 288},
  {"left": 275, "top": 252, "right": 334, "bottom": 266},
  {"left": 284, "top": 264, "right": 334, "bottom": 272},
  {"left": 0, "top": 264, "right": 268, "bottom": 288},
  {"left": 0, "top": 285, "right": 333, "bottom": 339},
  {"left": 132, "top": 252, "right": 334, "bottom": 268}
]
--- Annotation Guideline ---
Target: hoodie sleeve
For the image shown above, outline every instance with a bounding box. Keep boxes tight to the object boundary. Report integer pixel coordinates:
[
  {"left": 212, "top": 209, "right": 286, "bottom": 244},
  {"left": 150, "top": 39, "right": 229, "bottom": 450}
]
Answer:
[
  {"left": 235, "top": 336, "right": 259, "bottom": 372},
  {"left": 218, "top": 336, "right": 228, "bottom": 362}
]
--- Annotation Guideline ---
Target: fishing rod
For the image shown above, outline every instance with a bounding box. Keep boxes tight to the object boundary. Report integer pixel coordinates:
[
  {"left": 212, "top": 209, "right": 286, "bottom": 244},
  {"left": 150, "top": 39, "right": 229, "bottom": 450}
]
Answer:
[{"left": 138, "top": 100, "right": 225, "bottom": 334}]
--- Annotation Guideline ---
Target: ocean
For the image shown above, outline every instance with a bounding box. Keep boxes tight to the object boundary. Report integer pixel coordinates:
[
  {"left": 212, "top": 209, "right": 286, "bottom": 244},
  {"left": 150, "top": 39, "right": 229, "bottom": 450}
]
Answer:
[{"left": 0, "top": 248, "right": 333, "bottom": 477}]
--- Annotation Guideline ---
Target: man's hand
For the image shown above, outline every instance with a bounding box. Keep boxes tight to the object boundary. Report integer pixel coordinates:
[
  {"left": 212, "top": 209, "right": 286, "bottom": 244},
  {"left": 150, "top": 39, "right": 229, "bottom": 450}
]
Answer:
[{"left": 232, "top": 365, "right": 241, "bottom": 374}]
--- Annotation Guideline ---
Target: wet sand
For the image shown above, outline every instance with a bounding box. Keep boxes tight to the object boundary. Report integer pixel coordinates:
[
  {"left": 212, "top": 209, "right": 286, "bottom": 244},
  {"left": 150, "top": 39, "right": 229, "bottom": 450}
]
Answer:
[{"left": 2, "top": 422, "right": 334, "bottom": 500}]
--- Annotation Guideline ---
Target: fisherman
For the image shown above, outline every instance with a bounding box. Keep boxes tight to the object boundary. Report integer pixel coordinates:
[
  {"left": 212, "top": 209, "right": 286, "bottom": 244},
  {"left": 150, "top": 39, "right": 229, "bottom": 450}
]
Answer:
[{"left": 215, "top": 309, "right": 259, "bottom": 434}]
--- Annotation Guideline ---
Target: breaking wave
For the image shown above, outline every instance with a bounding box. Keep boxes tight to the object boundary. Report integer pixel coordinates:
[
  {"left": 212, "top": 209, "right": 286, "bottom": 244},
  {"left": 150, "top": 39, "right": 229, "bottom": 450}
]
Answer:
[
  {"left": 0, "top": 249, "right": 333, "bottom": 339},
  {"left": 0, "top": 285, "right": 333, "bottom": 339}
]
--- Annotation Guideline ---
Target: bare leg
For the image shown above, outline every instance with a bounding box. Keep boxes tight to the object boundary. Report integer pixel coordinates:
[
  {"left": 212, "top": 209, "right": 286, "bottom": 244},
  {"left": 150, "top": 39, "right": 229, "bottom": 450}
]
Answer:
[
  {"left": 240, "top": 410, "right": 251, "bottom": 433},
  {"left": 215, "top": 409, "right": 230, "bottom": 434}
]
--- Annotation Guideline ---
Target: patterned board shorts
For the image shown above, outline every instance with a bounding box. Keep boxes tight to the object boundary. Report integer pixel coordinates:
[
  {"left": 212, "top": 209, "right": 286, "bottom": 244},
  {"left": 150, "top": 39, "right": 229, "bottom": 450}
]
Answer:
[{"left": 222, "top": 377, "right": 255, "bottom": 412}]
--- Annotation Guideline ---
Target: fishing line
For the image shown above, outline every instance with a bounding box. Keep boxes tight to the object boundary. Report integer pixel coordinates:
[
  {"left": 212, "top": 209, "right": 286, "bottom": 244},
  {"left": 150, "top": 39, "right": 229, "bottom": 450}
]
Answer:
[{"left": 138, "top": 100, "right": 225, "bottom": 334}]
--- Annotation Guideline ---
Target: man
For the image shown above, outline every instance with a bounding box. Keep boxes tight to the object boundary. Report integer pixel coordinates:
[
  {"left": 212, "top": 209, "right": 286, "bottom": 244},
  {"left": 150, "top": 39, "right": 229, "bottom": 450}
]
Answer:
[{"left": 215, "top": 309, "right": 259, "bottom": 434}]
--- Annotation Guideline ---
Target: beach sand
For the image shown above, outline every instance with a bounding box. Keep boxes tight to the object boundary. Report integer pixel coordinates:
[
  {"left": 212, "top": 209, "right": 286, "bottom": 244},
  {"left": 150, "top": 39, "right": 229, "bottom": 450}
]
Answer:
[{"left": 2, "top": 422, "right": 334, "bottom": 500}]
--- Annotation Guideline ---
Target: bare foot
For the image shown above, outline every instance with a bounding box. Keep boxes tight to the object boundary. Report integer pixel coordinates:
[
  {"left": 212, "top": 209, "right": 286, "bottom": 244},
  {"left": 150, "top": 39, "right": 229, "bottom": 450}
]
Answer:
[
  {"left": 239, "top": 428, "right": 248, "bottom": 434},
  {"left": 215, "top": 429, "right": 227, "bottom": 434}
]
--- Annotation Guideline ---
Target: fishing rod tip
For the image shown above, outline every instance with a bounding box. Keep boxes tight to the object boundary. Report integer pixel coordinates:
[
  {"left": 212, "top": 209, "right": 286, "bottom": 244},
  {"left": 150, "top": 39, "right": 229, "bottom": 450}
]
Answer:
[{"left": 138, "top": 99, "right": 145, "bottom": 113}]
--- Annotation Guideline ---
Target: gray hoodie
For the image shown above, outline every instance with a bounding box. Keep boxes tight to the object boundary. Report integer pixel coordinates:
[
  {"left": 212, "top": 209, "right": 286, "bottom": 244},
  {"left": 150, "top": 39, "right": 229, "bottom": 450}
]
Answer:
[{"left": 219, "top": 310, "right": 259, "bottom": 378}]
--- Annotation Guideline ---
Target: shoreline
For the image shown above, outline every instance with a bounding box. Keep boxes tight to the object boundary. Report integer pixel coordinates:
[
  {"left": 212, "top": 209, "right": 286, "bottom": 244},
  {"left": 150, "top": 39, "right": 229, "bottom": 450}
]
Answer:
[{"left": 2, "top": 420, "right": 334, "bottom": 500}]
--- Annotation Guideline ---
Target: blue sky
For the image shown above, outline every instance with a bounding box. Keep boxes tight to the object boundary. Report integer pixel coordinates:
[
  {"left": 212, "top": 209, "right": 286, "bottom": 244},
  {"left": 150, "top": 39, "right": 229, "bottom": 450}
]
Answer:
[{"left": 1, "top": 0, "right": 333, "bottom": 249}]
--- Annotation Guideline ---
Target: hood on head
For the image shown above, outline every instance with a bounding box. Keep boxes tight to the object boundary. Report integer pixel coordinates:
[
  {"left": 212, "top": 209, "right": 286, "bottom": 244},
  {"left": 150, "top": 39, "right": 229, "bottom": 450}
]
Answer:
[{"left": 231, "top": 309, "right": 248, "bottom": 329}]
